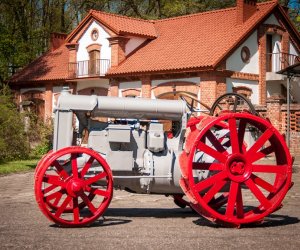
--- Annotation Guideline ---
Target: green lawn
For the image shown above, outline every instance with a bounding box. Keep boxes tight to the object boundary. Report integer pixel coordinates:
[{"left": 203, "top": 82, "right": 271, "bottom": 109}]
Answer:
[{"left": 0, "top": 159, "right": 38, "bottom": 175}]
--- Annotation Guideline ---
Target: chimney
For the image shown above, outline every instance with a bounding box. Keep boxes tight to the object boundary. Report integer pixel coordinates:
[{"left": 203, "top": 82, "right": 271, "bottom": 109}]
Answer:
[
  {"left": 237, "top": 0, "right": 257, "bottom": 25},
  {"left": 50, "top": 32, "right": 67, "bottom": 51}
]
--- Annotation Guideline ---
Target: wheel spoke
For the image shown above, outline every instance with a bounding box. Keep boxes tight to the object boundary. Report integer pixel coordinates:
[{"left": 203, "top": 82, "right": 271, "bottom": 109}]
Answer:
[
  {"left": 91, "top": 188, "right": 110, "bottom": 198},
  {"left": 197, "top": 141, "right": 227, "bottom": 163},
  {"left": 251, "top": 174, "right": 276, "bottom": 193},
  {"left": 43, "top": 175, "right": 66, "bottom": 188},
  {"left": 246, "top": 128, "right": 274, "bottom": 159},
  {"left": 73, "top": 198, "right": 80, "bottom": 223},
  {"left": 203, "top": 180, "right": 226, "bottom": 203},
  {"left": 79, "top": 192, "right": 97, "bottom": 214},
  {"left": 245, "top": 178, "right": 271, "bottom": 209},
  {"left": 205, "top": 130, "right": 228, "bottom": 154},
  {"left": 194, "top": 171, "right": 227, "bottom": 193},
  {"left": 250, "top": 146, "right": 274, "bottom": 163},
  {"left": 80, "top": 156, "right": 95, "bottom": 178},
  {"left": 252, "top": 164, "right": 287, "bottom": 175},
  {"left": 43, "top": 184, "right": 59, "bottom": 194},
  {"left": 71, "top": 153, "right": 78, "bottom": 178},
  {"left": 52, "top": 160, "right": 69, "bottom": 179},
  {"left": 85, "top": 172, "right": 107, "bottom": 186},
  {"left": 192, "top": 162, "right": 223, "bottom": 171},
  {"left": 55, "top": 195, "right": 72, "bottom": 218},
  {"left": 45, "top": 190, "right": 63, "bottom": 203},
  {"left": 236, "top": 185, "right": 244, "bottom": 218},
  {"left": 237, "top": 119, "right": 247, "bottom": 153},
  {"left": 226, "top": 181, "right": 239, "bottom": 216},
  {"left": 228, "top": 117, "right": 239, "bottom": 154}
]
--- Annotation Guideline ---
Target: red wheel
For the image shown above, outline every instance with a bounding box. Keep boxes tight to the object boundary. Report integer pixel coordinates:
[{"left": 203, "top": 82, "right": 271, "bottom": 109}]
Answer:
[
  {"left": 180, "top": 113, "right": 292, "bottom": 227},
  {"left": 35, "top": 146, "right": 113, "bottom": 227}
]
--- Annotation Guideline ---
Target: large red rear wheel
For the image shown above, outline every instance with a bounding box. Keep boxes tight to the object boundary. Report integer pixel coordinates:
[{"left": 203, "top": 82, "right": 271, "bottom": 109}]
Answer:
[
  {"left": 180, "top": 113, "right": 292, "bottom": 227},
  {"left": 35, "top": 146, "right": 113, "bottom": 227}
]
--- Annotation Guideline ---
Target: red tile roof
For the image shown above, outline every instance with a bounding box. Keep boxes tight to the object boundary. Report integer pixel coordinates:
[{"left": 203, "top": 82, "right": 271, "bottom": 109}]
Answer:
[
  {"left": 10, "top": 45, "right": 69, "bottom": 83},
  {"left": 11, "top": 1, "right": 287, "bottom": 83},
  {"left": 91, "top": 10, "right": 157, "bottom": 38},
  {"left": 108, "top": 1, "right": 278, "bottom": 75}
]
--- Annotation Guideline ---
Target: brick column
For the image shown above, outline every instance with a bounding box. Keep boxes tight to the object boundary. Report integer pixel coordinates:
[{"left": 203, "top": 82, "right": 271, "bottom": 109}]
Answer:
[
  {"left": 108, "top": 36, "right": 129, "bottom": 67},
  {"left": 200, "top": 74, "right": 218, "bottom": 107},
  {"left": 44, "top": 83, "right": 53, "bottom": 123},
  {"left": 258, "top": 26, "right": 267, "bottom": 105},
  {"left": 216, "top": 76, "right": 227, "bottom": 97},
  {"left": 109, "top": 79, "right": 119, "bottom": 97},
  {"left": 266, "top": 95, "right": 285, "bottom": 132},
  {"left": 66, "top": 43, "right": 78, "bottom": 78},
  {"left": 282, "top": 32, "right": 290, "bottom": 69},
  {"left": 141, "top": 76, "right": 151, "bottom": 98}
]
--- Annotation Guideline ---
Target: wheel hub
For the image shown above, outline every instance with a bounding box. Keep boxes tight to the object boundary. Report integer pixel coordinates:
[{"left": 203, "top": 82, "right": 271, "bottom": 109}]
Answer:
[
  {"left": 226, "top": 154, "right": 251, "bottom": 182},
  {"left": 67, "top": 178, "right": 84, "bottom": 197},
  {"left": 230, "top": 161, "right": 245, "bottom": 175}
]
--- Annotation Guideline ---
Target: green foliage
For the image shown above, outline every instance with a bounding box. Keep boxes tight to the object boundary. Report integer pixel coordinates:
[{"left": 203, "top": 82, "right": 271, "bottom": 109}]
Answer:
[
  {"left": 0, "top": 86, "right": 29, "bottom": 161},
  {"left": 27, "top": 114, "right": 53, "bottom": 158}
]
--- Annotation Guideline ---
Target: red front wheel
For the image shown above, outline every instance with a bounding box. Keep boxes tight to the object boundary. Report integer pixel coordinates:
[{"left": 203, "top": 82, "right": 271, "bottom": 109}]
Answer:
[{"left": 34, "top": 146, "right": 113, "bottom": 227}]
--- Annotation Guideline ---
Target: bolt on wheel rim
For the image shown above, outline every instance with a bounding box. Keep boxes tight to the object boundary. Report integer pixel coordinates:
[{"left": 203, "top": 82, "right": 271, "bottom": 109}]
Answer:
[
  {"left": 35, "top": 146, "right": 113, "bottom": 227},
  {"left": 183, "top": 113, "right": 292, "bottom": 226}
]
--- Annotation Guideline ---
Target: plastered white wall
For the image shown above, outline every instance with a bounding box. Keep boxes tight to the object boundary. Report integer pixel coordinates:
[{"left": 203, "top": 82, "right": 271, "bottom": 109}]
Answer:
[
  {"left": 226, "top": 31, "right": 259, "bottom": 74},
  {"left": 264, "top": 14, "right": 280, "bottom": 26},
  {"left": 77, "top": 21, "right": 111, "bottom": 62},
  {"left": 119, "top": 81, "right": 142, "bottom": 97},
  {"left": 125, "top": 36, "right": 147, "bottom": 56},
  {"left": 77, "top": 79, "right": 110, "bottom": 92},
  {"left": 266, "top": 81, "right": 282, "bottom": 97},
  {"left": 271, "top": 34, "right": 282, "bottom": 72},
  {"left": 291, "top": 78, "right": 300, "bottom": 103},
  {"left": 289, "top": 41, "right": 299, "bottom": 56},
  {"left": 226, "top": 78, "right": 259, "bottom": 104}
]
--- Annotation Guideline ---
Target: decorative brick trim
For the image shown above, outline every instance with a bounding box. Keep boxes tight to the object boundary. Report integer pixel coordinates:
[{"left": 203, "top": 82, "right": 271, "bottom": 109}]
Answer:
[
  {"left": 122, "top": 88, "right": 141, "bottom": 97},
  {"left": 152, "top": 81, "right": 199, "bottom": 97},
  {"left": 86, "top": 43, "right": 102, "bottom": 52},
  {"left": 225, "top": 71, "right": 259, "bottom": 81}
]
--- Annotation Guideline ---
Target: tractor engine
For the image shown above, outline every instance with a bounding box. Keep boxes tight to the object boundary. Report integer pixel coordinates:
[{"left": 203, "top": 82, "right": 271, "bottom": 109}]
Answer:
[{"left": 34, "top": 89, "right": 293, "bottom": 228}]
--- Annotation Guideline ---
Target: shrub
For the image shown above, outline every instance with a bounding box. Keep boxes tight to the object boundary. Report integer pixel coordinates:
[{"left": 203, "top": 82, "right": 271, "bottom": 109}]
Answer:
[{"left": 0, "top": 86, "right": 29, "bottom": 162}]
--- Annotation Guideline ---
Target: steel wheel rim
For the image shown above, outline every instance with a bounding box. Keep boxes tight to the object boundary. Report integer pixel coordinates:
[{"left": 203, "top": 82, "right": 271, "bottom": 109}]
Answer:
[{"left": 35, "top": 146, "right": 113, "bottom": 227}]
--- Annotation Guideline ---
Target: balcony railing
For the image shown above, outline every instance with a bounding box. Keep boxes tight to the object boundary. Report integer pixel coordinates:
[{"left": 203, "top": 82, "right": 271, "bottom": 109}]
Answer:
[
  {"left": 68, "top": 59, "right": 110, "bottom": 78},
  {"left": 266, "top": 52, "right": 300, "bottom": 72}
]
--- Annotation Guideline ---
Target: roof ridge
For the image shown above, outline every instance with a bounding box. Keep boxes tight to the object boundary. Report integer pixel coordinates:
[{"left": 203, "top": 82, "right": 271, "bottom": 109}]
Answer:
[
  {"left": 153, "top": 0, "right": 277, "bottom": 23},
  {"left": 91, "top": 10, "right": 154, "bottom": 23}
]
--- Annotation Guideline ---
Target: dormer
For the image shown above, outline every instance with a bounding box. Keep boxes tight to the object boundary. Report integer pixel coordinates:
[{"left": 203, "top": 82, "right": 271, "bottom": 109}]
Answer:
[{"left": 65, "top": 10, "right": 157, "bottom": 78}]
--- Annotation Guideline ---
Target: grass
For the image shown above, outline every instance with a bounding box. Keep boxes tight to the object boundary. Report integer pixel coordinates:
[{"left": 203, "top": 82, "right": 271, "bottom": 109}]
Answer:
[{"left": 0, "top": 159, "right": 38, "bottom": 175}]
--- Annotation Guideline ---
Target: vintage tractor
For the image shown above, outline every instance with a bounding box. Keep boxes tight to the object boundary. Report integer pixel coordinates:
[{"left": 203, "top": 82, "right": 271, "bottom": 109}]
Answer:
[{"left": 34, "top": 88, "right": 293, "bottom": 227}]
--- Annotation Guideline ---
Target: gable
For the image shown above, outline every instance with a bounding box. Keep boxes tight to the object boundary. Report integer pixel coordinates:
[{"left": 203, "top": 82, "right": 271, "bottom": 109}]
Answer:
[{"left": 77, "top": 20, "right": 111, "bottom": 62}]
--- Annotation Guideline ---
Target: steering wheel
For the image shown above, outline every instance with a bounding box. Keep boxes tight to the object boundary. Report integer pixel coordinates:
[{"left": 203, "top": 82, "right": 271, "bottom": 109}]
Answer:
[
  {"left": 158, "top": 91, "right": 211, "bottom": 115},
  {"left": 210, "top": 93, "right": 257, "bottom": 116}
]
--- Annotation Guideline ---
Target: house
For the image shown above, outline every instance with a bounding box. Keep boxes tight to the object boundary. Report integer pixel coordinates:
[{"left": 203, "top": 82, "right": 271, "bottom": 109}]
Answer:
[{"left": 9, "top": 0, "right": 300, "bottom": 154}]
